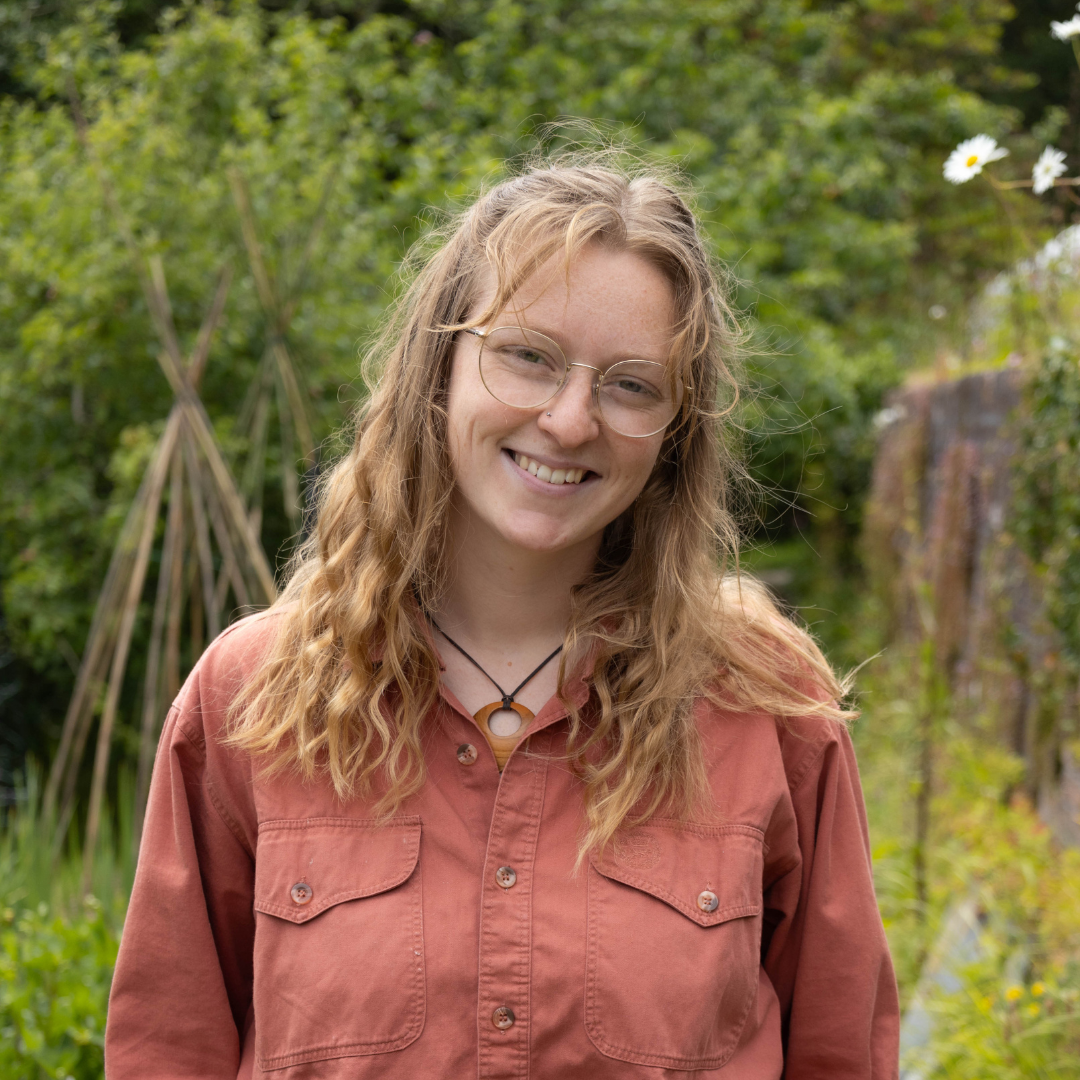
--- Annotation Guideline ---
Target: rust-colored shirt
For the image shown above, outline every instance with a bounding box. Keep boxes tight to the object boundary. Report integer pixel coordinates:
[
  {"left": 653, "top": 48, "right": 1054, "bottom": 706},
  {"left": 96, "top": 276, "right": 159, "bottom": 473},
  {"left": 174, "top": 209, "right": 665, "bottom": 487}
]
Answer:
[{"left": 106, "top": 612, "right": 899, "bottom": 1079}]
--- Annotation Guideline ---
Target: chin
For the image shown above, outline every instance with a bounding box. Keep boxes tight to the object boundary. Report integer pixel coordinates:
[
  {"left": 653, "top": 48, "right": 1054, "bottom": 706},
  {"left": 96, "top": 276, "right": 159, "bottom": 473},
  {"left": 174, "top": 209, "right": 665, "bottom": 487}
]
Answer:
[{"left": 497, "top": 513, "right": 594, "bottom": 554}]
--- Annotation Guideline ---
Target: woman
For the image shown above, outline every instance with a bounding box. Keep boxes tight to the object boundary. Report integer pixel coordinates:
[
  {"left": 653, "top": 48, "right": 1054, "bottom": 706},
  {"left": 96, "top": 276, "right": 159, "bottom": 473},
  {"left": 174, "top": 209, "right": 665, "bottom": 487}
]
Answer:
[{"left": 106, "top": 161, "right": 899, "bottom": 1078}]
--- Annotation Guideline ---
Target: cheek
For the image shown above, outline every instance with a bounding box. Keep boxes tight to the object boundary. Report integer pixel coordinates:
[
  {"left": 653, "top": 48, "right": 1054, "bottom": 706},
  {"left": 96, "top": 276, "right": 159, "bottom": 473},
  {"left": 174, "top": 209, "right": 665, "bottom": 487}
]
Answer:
[
  {"left": 444, "top": 353, "right": 487, "bottom": 469},
  {"left": 613, "top": 440, "right": 664, "bottom": 497},
  {"left": 445, "top": 367, "right": 520, "bottom": 492}
]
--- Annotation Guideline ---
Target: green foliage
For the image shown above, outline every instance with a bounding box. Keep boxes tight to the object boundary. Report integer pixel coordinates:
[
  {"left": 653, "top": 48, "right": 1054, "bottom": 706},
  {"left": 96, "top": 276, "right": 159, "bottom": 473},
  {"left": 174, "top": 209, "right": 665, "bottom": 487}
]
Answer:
[
  {"left": 0, "top": 900, "right": 116, "bottom": 1080},
  {"left": 0, "top": 1, "right": 1047, "bottom": 777},
  {"left": 1013, "top": 337, "right": 1080, "bottom": 678},
  {"left": 0, "top": 767, "right": 126, "bottom": 1080},
  {"left": 928, "top": 964, "right": 1080, "bottom": 1078},
  {"left": 0, "top": 766, "right": 134, "bottom": 919},
  {"left": 917, "top": 760, "right": 1080, "bottom": 1076},
  {"left": 855, "top": 652, "right": 1080, "bottom": 1079}
]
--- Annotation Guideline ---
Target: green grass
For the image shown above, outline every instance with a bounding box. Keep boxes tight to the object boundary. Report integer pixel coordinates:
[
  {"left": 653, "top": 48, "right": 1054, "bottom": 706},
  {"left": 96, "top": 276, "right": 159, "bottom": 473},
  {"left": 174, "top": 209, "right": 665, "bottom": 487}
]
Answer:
[
  {"left": 0, "top": 768, "right": 129, "bottom": 1079},
  {"left": 853, "top": 649, "right": 1080, "bottom": 1076}
]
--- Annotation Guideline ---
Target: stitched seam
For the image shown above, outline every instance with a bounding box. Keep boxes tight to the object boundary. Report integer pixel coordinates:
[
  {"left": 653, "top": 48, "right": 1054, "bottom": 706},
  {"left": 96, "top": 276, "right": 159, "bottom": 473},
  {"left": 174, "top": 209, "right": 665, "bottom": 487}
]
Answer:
[
  {"left": 204, "top": 776, "right": 252, "bottom": 856},
  {"left": 255, "top": 874, "right": 415, "bottom": 918},
  {"left": 584, "top": 862, "right": 756, "bottom": 1069},
  {"left": 588, "top": 976, "right": 757, "bottom": 1069},
  {"left": 590, "top": 866, "right": 761, "bottom": 923},
  {"left": 258, "top": 816, "right": 420, "bottom": 831},
  {"left": 255, "top": 864, "right": 426, "bottom": 1067},
  {"left": 174, "top": 721, "right": 252, "bottom": 855},
  {"left": 257, "top": 1023, "right": 416, "bottom": 1067},
  {"left": 409, "top": 859, "right": 427, "bottom": 1045},
  {"left": 641, "top": 819, "right": 765, "bottom": 840},
  {"left": 175, "top": 713, "right": 205, "bottom": 753},
  {"left": 595, "top": 874, "right": 760, "bottom": 923},
  {"left": 593, "top": 825, "right": 765, "bottom": 923},
  {"left": 583, "top": 861, "right": 602, "bottom": 1058},
  {"left": 786, "top": 737, "right": 833, "bottom": 795},
  {"left": 521, "top": 741, "right": 549, "bottom": 1080},
  {"left": 477, "top": 765, "right": 510, "bottom": 1077}
]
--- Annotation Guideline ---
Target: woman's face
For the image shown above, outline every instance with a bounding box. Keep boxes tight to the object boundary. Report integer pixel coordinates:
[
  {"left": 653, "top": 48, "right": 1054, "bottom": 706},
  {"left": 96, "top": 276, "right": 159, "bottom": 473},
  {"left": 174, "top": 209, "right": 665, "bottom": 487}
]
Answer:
[{"left": 445, "top": 243, "right": 676, "bottom": 559}]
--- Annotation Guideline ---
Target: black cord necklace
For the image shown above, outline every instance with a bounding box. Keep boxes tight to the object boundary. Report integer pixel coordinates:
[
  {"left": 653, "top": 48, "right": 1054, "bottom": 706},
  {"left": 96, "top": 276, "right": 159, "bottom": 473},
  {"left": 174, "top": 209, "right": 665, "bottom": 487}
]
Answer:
[{"left": 427, "top": 616, "right": 563, "bottom": 740}]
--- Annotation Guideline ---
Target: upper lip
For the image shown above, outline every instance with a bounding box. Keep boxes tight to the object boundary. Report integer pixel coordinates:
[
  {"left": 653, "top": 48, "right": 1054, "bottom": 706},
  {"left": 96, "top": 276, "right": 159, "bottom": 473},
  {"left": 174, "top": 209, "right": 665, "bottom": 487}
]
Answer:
[{"left": 506, "top": 448, "right": 597, "bottom": 474}]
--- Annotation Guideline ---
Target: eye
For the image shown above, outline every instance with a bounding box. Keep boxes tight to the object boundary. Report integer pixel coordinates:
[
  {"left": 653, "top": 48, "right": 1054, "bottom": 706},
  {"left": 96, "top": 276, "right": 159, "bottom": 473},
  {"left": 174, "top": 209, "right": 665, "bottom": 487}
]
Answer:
[
  {"left": 604, "top": 373, "right": 664, "bottom": 403},
  {"left": 495, "top": 344, "right": 562, "bottom": 374},
  {"left": 508, "top": 347, "right": 550, "bottom": 366},
  {"left": 613, "top": 376, "right": 653, "bottom": 396}
]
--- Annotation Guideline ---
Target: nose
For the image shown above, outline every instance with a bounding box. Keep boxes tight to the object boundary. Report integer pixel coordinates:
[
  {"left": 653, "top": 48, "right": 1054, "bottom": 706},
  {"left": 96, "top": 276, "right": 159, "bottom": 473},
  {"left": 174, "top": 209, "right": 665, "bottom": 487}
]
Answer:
[{"left": 537, "top": 366, "right": 601, "bottom": 446}]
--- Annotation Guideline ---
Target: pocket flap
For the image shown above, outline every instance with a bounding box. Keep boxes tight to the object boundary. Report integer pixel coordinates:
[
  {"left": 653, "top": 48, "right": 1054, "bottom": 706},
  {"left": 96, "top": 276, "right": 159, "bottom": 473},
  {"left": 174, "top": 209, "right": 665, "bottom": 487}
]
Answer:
[
  {"left": 254, "top": 816, "right": 421, "bottom": 924},
  {"left": 591, "top": 820, "right": 763, "bottom": 927}
]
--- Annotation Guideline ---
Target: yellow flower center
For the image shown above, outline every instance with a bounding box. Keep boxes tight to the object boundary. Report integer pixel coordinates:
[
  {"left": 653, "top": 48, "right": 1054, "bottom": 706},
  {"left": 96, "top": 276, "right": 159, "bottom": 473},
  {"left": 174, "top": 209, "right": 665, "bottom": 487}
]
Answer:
[{"left": 966, "top": 154, "right": 979, "bottom": 167}]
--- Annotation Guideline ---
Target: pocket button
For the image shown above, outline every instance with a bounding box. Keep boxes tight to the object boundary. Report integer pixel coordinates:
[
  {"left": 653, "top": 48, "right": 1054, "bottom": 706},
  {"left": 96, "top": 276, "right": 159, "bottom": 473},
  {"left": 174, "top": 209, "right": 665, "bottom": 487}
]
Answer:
[
  {"left": 290, "top": 882, "right": 313, "bottom": 906},
  {"left": 697, "top": 889, "right": 719, "bottom": 913},
  {"left": 492, "top": 1006, "right": 515, "bottom": 1030}
]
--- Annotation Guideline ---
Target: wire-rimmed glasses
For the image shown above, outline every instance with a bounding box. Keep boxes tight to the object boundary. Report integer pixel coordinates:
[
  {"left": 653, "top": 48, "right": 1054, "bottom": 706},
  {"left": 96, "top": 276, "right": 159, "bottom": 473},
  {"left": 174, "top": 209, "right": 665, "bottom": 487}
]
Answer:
[{"left": 466, "top": 326, "right": 687, "bottom": 439}]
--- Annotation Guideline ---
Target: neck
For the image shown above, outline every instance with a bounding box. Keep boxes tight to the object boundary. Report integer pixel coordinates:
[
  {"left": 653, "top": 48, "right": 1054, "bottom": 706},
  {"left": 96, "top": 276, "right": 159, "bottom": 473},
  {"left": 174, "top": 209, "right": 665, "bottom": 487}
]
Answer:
[{"left": 436, "top": 511, "right": 600, "bottom": 651}]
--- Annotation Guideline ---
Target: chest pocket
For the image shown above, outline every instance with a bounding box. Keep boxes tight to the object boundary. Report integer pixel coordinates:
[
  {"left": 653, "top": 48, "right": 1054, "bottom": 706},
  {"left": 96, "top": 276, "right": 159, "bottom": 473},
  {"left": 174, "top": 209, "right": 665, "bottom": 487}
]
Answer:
[
  {"left": 252, "top": 816, "right": 424, "bottom": 1071},
  {"left": 585, "top": 820, "right": 764, "bottom": 1071}
]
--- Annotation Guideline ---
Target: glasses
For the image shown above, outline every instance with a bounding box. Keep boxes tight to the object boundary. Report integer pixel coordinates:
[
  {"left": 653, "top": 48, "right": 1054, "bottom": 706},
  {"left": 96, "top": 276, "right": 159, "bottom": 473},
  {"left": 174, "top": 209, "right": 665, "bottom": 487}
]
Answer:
[{"left": 466, "top": 325, "right": 688, "bottom": 439}]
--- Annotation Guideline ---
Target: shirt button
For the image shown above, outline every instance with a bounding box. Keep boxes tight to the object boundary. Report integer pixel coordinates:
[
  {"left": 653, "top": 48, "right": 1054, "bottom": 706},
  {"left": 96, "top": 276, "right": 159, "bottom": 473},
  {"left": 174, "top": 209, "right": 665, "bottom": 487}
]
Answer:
[
  {"left": 697, "top": 889, "right": 719, "bottom": 913},
  {"left": 290, "top": 882, "right": 313, "bottom": 906},
  {"left": 491, "top": 1006, "right": 515, "bottom": 1030},
  {"left": 457, "top": 743, "right": 478, "bottom": 765},
  {"left": 495, "top": 865, "right": 517, "bottom": 889}
]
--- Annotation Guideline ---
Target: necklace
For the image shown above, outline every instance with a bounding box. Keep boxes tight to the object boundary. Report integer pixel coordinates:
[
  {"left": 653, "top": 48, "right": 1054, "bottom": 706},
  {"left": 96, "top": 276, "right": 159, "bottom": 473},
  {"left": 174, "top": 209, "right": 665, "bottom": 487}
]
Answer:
[{"left": 427, "top": 617, "right": 563, "bottom": 749}]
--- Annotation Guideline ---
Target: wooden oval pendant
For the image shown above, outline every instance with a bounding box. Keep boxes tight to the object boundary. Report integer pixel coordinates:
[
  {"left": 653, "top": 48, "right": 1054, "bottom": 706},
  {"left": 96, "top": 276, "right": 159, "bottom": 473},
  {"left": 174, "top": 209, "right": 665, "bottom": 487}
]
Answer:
[{"left": 474, "top": 701, "right": 534, "bottom": 771}]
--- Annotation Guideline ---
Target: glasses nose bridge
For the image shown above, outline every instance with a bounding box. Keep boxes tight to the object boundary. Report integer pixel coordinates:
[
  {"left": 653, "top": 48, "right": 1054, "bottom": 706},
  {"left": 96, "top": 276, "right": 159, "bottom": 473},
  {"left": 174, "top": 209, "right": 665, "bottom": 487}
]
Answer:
[{"left": 561, "top": 360, "right": 604, "bottom": 401}]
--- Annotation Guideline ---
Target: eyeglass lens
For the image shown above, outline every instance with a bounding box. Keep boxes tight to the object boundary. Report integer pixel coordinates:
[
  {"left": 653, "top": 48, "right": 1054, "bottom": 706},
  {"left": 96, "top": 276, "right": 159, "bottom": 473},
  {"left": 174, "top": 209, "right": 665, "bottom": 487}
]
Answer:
[{"left": 477, "top": 326, "right": 680, "bottom": 437}]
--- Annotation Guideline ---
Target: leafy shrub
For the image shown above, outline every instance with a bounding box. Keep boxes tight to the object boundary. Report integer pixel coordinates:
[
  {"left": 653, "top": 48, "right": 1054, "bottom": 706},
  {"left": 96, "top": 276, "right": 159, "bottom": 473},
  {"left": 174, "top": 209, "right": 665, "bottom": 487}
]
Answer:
[
  {"left": 0, "top": 899, "right": 117, "bottom": 1080},
  {"left": 856, "top": 657, "right": 1080, "bottom": 1079},
  {"left": 0, "top": 768, "right": 126, "bottom": 1080},
  {"left": 916, "top": 741, "right": 1080, "bottom": 1078},
  {"left": 928, "top": 965, "right": 1080, "bottom": 1079}
]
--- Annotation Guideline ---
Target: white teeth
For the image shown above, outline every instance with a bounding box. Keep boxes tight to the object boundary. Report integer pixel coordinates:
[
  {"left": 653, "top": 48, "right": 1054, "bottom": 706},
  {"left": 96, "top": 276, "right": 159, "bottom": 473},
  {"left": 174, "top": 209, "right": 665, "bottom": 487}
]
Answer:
[{"left": 512, "top": 453, "right": 587, "bottom": 485}]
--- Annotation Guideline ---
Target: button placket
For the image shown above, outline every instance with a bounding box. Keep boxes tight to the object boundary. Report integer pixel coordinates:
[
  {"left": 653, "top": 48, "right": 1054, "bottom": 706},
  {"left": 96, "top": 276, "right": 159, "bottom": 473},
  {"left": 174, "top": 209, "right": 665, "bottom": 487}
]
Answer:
[{"left": 475, "top": 737, "right": 550, "bottom": 1077}]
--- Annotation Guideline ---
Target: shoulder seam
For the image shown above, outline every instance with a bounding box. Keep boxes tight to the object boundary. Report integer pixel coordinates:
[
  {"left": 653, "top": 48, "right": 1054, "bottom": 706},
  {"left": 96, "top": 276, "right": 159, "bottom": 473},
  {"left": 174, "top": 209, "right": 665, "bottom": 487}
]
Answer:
[
  {"left": 175, "top": 718, "right": 254, "bottom": 857},
  {"left": 205, "top": 775, "right": 254, "bottom": 858},
  {"left": 175, "top": 711, "right": 205, "bottom": 753},
  {"left": 785, "top": 728, "right": 838, "bottom": 795}
]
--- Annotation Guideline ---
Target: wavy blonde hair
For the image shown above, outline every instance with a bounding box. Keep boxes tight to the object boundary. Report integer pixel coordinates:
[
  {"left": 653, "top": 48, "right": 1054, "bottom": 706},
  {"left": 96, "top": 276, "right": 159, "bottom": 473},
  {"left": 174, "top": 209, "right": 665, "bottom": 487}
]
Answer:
[{"left": 228, "top": 156, "right": 852, "bottom": 855}]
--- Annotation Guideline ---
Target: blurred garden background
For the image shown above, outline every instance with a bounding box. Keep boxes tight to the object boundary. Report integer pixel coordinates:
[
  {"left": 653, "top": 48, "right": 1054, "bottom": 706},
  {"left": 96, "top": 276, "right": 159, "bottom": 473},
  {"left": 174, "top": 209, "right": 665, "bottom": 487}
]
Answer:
[{"left": 1, "top": 0, "right": 1080, "bottom": 1075}]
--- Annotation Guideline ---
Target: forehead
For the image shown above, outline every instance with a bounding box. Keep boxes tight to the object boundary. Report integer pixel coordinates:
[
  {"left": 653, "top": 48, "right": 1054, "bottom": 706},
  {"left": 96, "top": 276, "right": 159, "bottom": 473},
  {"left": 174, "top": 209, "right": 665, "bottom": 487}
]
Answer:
[{"left": 473, "top": 244, "right": 676, "bottom": 359}]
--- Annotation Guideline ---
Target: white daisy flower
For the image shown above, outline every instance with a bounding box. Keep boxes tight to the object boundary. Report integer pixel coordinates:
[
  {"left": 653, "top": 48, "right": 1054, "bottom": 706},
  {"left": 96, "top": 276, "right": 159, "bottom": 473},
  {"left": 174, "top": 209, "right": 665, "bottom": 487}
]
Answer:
[
  {"left": 943, "top": 135, "right": 1009, "bottom": 184},
  {"left": 1033, "top": 146, "right": 1067, "bottom": 195},
  {"left": 1051, "top": 15, "right": 1080, "bottom": 40}
]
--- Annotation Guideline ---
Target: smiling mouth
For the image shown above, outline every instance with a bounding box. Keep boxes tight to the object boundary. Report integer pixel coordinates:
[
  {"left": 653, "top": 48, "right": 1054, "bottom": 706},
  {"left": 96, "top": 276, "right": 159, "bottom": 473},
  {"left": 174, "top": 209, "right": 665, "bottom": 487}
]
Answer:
[{"left": 509, "top": 451, "right": 591, "bottom": 486}]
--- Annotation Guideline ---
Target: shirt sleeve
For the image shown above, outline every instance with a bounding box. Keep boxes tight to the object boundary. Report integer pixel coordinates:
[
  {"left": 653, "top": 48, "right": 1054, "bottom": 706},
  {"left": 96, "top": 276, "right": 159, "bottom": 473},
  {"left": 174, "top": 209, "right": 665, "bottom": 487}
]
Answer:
[
  {"left": 762, "top": 725, "right": 900, "bottom": 1080},
  {"left": 105, "top": 669, "right": 257, "bottom": 1077}
]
